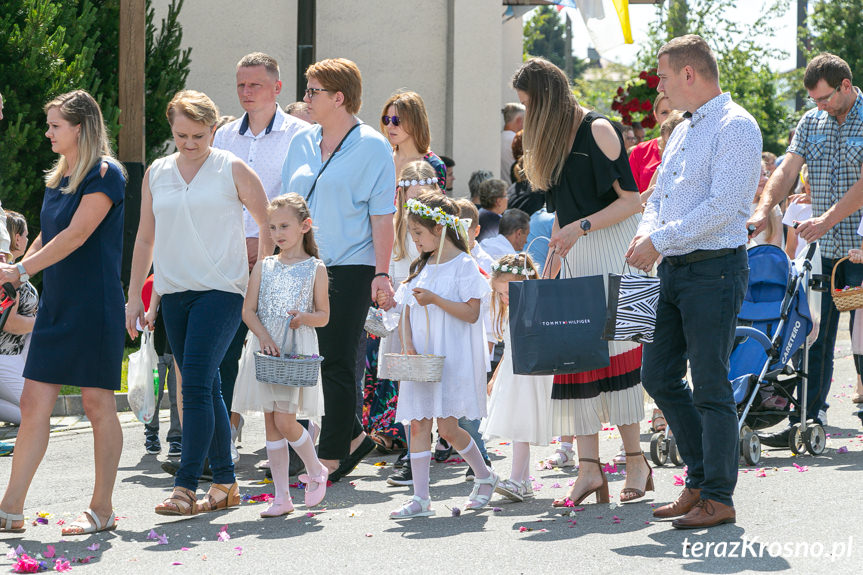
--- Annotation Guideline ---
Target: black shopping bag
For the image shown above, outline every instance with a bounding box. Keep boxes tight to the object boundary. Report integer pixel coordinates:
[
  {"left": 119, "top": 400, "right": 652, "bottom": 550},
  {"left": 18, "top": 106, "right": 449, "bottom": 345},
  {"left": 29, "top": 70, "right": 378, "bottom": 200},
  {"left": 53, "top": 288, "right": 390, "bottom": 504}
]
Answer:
[
  {"left": 509, "top": 275, "right": 610, "bottom": 375},
  {"left": 602, "top": 273, "right": 660, "bottom": 344}
]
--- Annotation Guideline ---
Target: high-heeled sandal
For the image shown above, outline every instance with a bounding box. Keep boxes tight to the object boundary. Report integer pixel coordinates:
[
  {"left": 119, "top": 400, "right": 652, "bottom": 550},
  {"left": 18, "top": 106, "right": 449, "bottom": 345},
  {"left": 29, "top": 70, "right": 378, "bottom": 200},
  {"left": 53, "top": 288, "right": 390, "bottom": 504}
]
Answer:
[
  {"left": 619, "top": 451, "right": 654, "bottom": 503},
  {"left": 464, "top": 469, "right": 499, "bottom": 510},
  {"left": 198, "top": 482, "right": 240, "bottom": 513},
  {"left": 552, "top": 458, "right": 609, "bottom": 507},
  {"left": 155, "top": 486, "right": 199, "bottom": 516},
  {"left": 651, "top": 408, "right": 667, "bottom": 432},
  {"left": 0, "top": 509, "right": 26, "bottom": 533}
]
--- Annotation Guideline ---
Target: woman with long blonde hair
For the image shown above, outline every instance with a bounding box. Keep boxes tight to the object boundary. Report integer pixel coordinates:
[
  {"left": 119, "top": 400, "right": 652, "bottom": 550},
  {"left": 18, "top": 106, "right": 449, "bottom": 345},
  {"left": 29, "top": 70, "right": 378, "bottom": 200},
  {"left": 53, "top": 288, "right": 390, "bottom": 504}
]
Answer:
[
  {"left": 513, "top": 58, "right": 651, "bottom": 507},
  {"left": 0, "top": 90, "right": 127, "bottom": 534}
]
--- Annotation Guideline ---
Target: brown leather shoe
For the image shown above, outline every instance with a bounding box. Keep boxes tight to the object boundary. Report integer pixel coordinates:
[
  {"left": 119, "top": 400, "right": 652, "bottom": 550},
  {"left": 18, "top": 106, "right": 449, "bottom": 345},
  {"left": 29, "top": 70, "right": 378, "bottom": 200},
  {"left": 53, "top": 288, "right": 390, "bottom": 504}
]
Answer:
[
  {"left": 672, "top": 498, "right": 736, "bottom": 529},
  {"left": 653, "top": 487, "right": 701, "bottom": 518}
]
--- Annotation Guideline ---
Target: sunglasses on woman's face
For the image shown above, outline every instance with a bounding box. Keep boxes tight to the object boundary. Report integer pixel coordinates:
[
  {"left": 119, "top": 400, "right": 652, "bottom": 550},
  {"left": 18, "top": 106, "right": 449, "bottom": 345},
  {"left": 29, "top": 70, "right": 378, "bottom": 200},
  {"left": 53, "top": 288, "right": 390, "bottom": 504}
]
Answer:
[{"left": 381, "top": 115, "right": 401, "bottom": 127}]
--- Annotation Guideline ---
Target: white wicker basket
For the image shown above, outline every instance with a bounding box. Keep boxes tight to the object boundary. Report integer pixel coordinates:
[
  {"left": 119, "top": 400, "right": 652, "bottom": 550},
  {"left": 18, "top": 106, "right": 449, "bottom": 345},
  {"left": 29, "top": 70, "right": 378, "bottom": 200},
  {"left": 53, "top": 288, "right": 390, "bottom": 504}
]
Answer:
[
  {"left": 253, "top": 316, "right": 322, "bottom": 387},
  {"left": 382, "top": 305, "right": 444, "bottom": 382},
  {"left": 364, "top": 306, "right": 395, "bottom": 338}
]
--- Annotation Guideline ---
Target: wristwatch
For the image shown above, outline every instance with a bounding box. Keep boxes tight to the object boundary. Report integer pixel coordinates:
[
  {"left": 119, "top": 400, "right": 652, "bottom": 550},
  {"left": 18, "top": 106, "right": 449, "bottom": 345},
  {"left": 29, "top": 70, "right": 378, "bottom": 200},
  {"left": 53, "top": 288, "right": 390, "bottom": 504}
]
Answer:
[
  {"left": 580, "top": 219, "right": 592, "bottom": 234},
  {"left": 16, "top": 262, "right": 29, "bottom": 282}
]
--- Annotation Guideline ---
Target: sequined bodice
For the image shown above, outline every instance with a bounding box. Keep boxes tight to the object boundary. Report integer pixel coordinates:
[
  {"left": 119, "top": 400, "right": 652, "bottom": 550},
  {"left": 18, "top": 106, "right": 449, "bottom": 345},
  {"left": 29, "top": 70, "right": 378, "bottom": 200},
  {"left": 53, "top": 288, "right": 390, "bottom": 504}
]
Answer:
[{"left": 258, "top": 256, "right": 320, "bottom": 323}]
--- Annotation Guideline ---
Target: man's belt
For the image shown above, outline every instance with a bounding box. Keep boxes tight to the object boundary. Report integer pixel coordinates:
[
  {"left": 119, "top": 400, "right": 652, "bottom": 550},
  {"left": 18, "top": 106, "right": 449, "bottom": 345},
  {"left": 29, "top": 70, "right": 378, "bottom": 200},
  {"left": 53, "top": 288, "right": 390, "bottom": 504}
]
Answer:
[{"left": 664, "top": 245, "right": 745, "bottom": 266}]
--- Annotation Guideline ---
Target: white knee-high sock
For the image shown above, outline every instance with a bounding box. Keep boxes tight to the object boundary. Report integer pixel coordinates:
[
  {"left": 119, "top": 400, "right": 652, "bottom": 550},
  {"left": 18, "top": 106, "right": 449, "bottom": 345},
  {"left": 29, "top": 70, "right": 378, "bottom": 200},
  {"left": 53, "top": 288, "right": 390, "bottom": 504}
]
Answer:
[
  {"left": 511, "top": 441, "right": 531, "bottom": 483},
  {"left": 265, "top": 439, "right": 290, "bottom": 503},
  {"left": 288, "top": 428, "right": 323, "bottom": 477},
  {"left": 410, "top": 452, "right": 432, "bottom": 500},
  {"left": 457, "top": 438, "right": 490, "bottom": 480}
]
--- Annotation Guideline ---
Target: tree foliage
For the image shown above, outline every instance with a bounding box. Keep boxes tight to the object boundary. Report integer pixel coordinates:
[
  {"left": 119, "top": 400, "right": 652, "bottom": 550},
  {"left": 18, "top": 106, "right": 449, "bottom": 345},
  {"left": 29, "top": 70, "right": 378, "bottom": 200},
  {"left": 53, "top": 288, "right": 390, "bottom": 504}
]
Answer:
[
  {"left": 523, "top": 6, "right": 587, "bottom": 81},
  {"left": 0, "top": 0, "right": 190, "bottom": 236},
  {"left": 637, "top": 0, "right": 797, "bottom": 154},
  {"left": 806, "top": 0, "right": 863, "bottom": 83}
]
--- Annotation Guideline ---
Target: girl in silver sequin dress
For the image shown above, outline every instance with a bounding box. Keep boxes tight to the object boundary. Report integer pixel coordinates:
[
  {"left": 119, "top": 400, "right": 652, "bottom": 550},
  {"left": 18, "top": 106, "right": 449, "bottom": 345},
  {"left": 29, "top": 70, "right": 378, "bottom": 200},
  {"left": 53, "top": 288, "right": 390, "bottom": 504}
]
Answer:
[{"left": 233, "top": 194, "right": 329, "bottom": 516}]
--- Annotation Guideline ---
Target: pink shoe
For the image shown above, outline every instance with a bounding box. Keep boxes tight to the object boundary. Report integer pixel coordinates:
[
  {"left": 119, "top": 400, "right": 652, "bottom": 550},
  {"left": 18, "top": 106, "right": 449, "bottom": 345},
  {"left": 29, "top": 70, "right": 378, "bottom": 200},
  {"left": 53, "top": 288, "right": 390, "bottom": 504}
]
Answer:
[
  {"left": 260, "top": 497, "right": 294, "bottom": 518},
  {"left": 299, "top": 466, "right": 329, "bottom": 508}
]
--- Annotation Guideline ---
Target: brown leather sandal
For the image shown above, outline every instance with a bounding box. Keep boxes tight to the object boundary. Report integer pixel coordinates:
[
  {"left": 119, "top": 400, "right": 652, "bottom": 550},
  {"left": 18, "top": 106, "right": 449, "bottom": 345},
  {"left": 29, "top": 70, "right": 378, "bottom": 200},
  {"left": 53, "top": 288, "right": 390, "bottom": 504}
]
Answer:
[
  {"left": 155, "top": 487, "right": 198, "bottom": 516},
  {"left": 198, "top": 482, "right": 240, "bottom": 513},
  {"left": 552, "top": 458, "right": 609, "bottom": 507},
  {"left": 619, "top": 451, "right": 654, "bottom": 503}
]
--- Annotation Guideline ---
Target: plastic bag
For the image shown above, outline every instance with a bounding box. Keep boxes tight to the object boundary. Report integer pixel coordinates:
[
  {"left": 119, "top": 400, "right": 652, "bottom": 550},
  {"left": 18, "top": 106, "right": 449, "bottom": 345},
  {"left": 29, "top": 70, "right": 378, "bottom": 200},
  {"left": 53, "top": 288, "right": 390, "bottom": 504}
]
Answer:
[{"left": 127, "top": 328, "right": 159, "bottom": 424}]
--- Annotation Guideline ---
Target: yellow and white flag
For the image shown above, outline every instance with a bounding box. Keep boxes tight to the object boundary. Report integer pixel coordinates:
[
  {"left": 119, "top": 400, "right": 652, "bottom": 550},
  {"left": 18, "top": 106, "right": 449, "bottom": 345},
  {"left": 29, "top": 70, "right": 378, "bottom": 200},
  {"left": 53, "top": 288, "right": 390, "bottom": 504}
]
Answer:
[{"left": 574, "top": 0, "right": 634, "bottom": 56}]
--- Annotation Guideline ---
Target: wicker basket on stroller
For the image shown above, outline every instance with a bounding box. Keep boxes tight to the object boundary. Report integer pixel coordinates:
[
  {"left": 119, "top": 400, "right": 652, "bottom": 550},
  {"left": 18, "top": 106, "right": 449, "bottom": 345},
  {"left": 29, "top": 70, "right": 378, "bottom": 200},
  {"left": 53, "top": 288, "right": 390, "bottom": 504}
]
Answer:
[
  {"left": 831, "top": 256, "right": 863, "bottom": 311},
  {"left": 254, "top": 315, "right": 323, "bottom": 387},
  {"left": 383, "top": 305, "right": 444, "bottom": 383}
]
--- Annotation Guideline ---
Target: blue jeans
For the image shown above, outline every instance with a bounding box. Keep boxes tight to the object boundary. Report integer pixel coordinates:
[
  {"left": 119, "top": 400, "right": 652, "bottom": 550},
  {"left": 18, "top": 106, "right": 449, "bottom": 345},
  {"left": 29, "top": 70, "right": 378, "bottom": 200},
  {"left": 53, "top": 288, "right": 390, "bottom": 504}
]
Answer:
[
  {"left": 794, "top": 256, "right": 863, "bottom": 423},
  {"left": 161, "top": 290, "right": 243, "bottom": 490},
  {"left": 641, "top": 250, "right": 748, "bottom": 507},
  {"left": 144, "top": 353, "right": 182, "bottom": 441}
]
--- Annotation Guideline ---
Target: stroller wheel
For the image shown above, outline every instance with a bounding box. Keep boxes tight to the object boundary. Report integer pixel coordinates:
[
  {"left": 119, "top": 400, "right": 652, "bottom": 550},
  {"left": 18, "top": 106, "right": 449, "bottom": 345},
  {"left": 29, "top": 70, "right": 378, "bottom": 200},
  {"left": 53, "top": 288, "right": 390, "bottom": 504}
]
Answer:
[
  {"left": 788, "top": 423, "right": 805, "bottom": 455},
  {"left": 804, "top": 424, "right": 827, "bottom": 455},
  {"left": 668, "top": 436, "right": 684, "bottom": 466},
  {"left": 649, "top": 432, "right": 668, "bottom": 466},
  {"left": 740, "top": 430, "right": 761, "bottom": 466}
]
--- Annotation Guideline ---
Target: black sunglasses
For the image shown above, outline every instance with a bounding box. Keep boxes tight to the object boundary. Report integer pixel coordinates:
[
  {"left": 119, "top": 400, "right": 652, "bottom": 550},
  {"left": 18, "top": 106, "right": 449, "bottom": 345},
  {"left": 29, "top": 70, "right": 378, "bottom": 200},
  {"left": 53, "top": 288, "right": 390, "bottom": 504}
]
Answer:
[{"left": 381, "top": 115, "right": 401, "bottom": 127}]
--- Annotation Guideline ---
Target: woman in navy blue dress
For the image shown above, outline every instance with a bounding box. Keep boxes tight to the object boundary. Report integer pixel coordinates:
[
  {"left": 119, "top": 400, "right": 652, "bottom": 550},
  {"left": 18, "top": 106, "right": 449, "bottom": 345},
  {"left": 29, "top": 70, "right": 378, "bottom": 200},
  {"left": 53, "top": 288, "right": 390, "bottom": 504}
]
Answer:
[{"left": 0, "top": 90, "right": 126, "bottom": 535}]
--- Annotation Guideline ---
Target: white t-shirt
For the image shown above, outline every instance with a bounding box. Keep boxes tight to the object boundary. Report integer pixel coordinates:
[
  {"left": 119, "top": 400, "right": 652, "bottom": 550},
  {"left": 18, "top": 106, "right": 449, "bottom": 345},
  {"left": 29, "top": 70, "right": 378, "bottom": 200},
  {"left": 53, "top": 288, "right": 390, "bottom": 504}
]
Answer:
[{"left": 783, "top": 201, "right": 813, "bottom": 258}]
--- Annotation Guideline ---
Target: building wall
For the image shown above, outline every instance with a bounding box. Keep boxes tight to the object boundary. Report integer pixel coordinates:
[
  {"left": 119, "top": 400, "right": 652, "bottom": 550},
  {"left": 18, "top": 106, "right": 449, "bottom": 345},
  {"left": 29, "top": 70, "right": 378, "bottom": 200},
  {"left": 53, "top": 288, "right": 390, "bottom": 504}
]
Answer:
[{"left": 150, "top": 0, "right": 518, "bottom": 198}]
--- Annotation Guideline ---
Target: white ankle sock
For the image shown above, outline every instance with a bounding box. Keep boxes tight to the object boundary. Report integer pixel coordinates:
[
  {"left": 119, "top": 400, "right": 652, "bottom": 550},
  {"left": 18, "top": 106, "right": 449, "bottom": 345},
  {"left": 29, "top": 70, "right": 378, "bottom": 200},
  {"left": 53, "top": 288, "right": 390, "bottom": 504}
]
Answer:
[
  {"left": 410, "top": 452, "right": 432, "bottom": 500},
  {"left": 456, "top": 438, "right": 490, "bottom": 480},
  {"left": 288, "top": 428, "right": 323, "bottom": 477},
  {"left": 511, "top": 441, "right": 530, "bottom": 483},
  {"left": 265, "top": 439, "right": 290, "bottom": 503}
]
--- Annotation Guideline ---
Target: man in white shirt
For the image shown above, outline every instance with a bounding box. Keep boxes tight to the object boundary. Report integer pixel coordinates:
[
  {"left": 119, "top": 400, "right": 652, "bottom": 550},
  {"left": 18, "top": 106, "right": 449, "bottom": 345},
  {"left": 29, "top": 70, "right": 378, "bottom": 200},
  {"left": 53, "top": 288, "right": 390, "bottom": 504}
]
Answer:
[
  {"left": 501, "top": 103, "right": 524, "bottom": 183},
  {"left": 213, "top": 52, "right": 308, "bottom": 269},
  {"left": 480, "top": 208, "right": 530, "bottom": 261},
  {"left": 212, "top": 52, "right": 307, "bottom": 465}
]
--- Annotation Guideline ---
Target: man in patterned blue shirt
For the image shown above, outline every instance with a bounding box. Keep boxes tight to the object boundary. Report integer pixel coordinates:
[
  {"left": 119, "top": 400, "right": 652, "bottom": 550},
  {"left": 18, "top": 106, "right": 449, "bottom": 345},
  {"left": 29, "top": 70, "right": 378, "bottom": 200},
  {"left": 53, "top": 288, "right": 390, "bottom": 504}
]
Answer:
[
  {"left": 750, "top": 53, "right": 863, "bottom": 443},
  {"left": 627, "top": 35, "right": 762, "bottom": 529}
]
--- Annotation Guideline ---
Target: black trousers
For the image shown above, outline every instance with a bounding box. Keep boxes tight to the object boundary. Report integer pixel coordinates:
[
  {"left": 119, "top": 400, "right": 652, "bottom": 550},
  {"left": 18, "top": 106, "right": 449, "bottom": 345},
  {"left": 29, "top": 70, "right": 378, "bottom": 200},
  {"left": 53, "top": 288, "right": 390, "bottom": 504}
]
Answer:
[{"left": 316, "top": 265, "right": 374, "bottom": 460}]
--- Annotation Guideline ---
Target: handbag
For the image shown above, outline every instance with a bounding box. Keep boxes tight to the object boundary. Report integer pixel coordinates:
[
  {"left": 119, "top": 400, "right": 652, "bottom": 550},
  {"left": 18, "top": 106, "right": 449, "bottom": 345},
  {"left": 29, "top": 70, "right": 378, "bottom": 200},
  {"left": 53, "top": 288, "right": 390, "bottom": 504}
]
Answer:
[
  {"left": 127, "top": 328, "right": 160, "bottom": 424},
  {"left": 602, "top": 264, "right": 660, "bottom": 344},
  {"left": 509, "top": 250, "right": 610, "bottom": 375}
]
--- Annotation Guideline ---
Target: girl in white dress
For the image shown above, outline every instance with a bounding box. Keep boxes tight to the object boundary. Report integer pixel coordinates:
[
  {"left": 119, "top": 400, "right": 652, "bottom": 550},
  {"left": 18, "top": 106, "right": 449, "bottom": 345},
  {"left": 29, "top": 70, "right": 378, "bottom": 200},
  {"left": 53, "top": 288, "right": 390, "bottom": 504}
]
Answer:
[
  {"left": 233, "top": 193, "right": 329, "bottom": 516},
  {"left": 480, "top": 254, "right": 554, "bottom": 503},
  {"left": 389, "top": 193, "right": 494, "bottom": 518}
]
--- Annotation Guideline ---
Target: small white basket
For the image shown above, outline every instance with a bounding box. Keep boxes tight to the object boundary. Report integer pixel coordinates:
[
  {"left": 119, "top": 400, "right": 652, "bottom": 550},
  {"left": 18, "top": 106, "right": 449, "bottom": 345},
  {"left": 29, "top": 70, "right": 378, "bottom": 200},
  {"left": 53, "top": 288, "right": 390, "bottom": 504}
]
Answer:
[
  {"left": 382, "top": 305, "right": 444, "bottom": 383},
  {"left": 253, "top": 316, "right": 322, "bottom": 387},
  {"left": 364, "top": 306, "right": 395, "bottom": 338}
]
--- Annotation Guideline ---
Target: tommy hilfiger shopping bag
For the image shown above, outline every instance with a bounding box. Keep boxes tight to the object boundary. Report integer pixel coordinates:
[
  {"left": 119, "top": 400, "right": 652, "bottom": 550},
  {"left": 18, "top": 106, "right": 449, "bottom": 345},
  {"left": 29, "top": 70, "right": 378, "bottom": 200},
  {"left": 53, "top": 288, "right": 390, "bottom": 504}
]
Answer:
[
  {"left": 602, "top": 272, "right": 660, "bottom": 344},
  {"left": 509, "top": 274, "right": 610, "bottom": 376}
]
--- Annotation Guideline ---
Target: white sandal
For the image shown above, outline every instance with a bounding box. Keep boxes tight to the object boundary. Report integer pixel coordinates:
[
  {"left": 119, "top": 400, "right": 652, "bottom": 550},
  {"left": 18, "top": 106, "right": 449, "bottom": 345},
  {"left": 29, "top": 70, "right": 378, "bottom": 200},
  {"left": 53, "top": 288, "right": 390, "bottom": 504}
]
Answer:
[
  {"left": 544, "top": 448, "right": 576, "bottom": 468},
  {"left": 0, "top": 509, "right": 26, "bottom": 533},
  {"left": 464, "top": 469, "right": 499, "bottom": 510},
  {"left": 389, "top": 495, "right": 435, "bottom": 519},
  {"left": 495, "top": 478, "right": 526, "bottom": 503},
  {"left": 62, "top": 508, "right": 117, "bottom": 536},
  {"left": 521, "top": 480, "right": 535, "bottom": 499}
]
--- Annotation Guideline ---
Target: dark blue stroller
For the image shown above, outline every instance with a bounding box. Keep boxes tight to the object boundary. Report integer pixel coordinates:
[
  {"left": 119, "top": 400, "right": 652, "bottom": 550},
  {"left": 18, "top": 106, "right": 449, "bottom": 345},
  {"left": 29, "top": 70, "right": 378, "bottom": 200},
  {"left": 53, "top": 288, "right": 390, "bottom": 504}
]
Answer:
[{"left": 730, "top": 243, "right": 826, "bottom": 465}]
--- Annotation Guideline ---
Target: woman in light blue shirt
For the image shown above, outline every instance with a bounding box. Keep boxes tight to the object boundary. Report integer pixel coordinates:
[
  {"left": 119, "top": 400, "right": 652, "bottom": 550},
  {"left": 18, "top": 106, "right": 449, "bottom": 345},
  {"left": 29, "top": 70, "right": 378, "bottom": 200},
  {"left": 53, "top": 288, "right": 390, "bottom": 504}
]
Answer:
[{"left": 281, "top": 58, "right": 396, "bottom": 482}]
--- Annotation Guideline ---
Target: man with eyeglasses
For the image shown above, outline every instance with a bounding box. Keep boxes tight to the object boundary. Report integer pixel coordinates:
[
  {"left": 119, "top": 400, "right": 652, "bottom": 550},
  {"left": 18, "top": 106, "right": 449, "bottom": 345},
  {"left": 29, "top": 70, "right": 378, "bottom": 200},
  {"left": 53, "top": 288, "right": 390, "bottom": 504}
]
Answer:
[{"left": 749, "top": 52, "right": 863, "bottom": 443}]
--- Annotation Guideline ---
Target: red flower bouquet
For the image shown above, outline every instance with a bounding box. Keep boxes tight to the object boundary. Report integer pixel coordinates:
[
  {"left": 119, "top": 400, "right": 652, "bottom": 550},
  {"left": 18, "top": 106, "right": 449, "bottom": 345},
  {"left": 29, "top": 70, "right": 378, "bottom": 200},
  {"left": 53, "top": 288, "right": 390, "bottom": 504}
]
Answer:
[{"left": 611, "top": 68, "right": 661, "bottom": 128}]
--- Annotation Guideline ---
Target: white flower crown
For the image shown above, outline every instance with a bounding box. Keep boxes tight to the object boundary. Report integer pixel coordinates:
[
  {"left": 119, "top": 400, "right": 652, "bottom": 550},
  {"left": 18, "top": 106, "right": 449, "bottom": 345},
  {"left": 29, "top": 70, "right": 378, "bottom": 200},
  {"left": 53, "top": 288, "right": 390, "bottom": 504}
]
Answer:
[
  {"left": 491, "top": 260, "right": 536, "bottom": 277},
  {"left": 399, "top": 177, "right": 438, "bottom": 188},
  {"left": 405, "top": 198, "right": 461, "bottom": 232}
]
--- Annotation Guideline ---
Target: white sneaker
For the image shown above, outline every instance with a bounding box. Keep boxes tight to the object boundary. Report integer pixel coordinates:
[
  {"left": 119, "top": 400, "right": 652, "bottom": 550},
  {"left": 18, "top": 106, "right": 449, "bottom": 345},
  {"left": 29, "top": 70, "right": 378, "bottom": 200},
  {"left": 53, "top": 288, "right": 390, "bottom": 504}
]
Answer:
[{"left": 817, "top": 409, "right": 827, "bottom": 426}]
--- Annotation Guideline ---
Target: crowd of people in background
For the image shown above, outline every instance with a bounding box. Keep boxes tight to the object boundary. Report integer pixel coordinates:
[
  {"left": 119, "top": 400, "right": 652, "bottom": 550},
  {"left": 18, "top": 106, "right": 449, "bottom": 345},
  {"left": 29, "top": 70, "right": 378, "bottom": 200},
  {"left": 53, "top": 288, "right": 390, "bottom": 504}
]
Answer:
[{"left": 1, "top": 34, "right": 862, "bottom": 534}]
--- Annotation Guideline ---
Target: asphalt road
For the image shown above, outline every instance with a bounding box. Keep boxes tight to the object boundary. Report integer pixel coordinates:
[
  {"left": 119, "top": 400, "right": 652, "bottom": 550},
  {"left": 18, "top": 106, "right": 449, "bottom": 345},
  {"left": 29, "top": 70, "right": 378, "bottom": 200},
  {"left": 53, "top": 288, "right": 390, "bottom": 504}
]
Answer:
[{"left": 1, "top": 330, "right": 862, "bottom": 574}]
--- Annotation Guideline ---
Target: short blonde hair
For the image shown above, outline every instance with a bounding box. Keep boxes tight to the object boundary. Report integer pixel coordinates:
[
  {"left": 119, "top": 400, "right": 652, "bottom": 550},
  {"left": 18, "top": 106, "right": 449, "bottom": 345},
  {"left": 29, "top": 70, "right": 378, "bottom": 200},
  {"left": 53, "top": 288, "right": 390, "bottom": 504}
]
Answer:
[
  {"left": 380, "top": 90, "right": 431, "bottom": 153},
  {"left": 238, "top": 52, "right": 280, "bottom": 80},
  {"left": 305, "top": 58, "right": 362, "bottom": 115},
  {"left": 166, "top": 90, "right": 219, "bottom": 127},
  {"left": 657, "top": 34, "right": 719, "bottom": 81}
]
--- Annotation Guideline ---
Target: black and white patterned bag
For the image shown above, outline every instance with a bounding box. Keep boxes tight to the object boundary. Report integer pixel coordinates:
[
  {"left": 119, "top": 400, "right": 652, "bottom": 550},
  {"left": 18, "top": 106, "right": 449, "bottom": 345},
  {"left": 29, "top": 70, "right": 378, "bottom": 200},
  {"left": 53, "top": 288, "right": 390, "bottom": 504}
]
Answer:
[{"left": 602, "top": 272, "right": 660, "bottom": 344}]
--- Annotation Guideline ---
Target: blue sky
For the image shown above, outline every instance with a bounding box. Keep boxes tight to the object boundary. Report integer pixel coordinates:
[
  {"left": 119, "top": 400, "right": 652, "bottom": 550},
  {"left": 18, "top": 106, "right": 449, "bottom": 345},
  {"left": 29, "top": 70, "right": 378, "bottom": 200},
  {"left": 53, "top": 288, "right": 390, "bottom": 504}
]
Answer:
[{"left": 533, "top": 1, "right": 800, "bottom": 72}]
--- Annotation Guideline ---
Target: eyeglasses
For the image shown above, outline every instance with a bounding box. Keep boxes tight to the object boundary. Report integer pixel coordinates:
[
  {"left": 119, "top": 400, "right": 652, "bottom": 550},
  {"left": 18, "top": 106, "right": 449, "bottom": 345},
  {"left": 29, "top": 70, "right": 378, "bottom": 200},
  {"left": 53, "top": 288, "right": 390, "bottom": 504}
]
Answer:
[
  {"left": 807, "top": 85, "right": 840, "bottom": 106},
  {"left": 381, "top": 115, "right": 401, "bottom": 127},
  {"left": 304, "top": 87, "right": 329, "bottom": 99}
]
